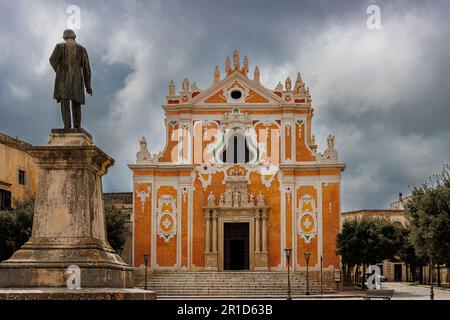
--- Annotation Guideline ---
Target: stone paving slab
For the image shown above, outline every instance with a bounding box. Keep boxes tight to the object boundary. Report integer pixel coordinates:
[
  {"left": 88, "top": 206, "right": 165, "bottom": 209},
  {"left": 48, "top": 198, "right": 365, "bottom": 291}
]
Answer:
[{"left": 0, "top": 287, "right": 156, "bottom": 300}]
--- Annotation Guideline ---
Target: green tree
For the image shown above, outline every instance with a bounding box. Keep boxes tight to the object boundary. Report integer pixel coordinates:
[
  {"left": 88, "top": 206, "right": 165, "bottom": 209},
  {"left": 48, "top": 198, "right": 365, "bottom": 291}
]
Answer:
[
  {"left": 0, "top": 199, "right": 127, "bottom": 261},
  {"left": 0, "top": 198, "right": 34, "bottom": 261},
  {"left": 336, "top": 219, "right": 360, "bottom": 284},
  {"left": 105, "top": 204, "right": 127, "bottom": 253},
  {"left": 396, "top": 227, "right": 424, "bottom": 282},
  {"left": 337, "top": 218, "right": 404, "bottom": 287},
  {"left": 404, "top": 164, "right": 450, "bottom": 298}
]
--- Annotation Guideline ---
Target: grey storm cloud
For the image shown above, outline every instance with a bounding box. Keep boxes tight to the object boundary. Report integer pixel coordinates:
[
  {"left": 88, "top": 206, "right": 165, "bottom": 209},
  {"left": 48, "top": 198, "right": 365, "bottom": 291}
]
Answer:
[{"left": 1, "top": 0, "right": 450, "bottom": 211}]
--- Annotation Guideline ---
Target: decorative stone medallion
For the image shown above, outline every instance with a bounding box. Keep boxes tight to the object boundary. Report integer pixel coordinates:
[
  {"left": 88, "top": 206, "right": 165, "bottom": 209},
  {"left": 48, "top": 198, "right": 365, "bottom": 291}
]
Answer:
[
  {"left": 157, "top": 195, "right": 177, "bottom": 242},
  {"left": 297, "top": 193, "right": 318, "bottom": 243}
]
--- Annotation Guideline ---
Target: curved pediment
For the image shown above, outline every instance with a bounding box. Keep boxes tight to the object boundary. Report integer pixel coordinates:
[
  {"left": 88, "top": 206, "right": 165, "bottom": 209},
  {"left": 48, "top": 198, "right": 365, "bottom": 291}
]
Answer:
[{"left": 192, "top": 71, "right": 284, "bottom": 106}]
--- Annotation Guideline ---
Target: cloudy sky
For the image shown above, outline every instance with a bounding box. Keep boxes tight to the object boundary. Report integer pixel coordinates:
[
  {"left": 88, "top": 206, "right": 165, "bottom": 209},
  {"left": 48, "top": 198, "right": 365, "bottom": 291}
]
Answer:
[{"left": 1, "top": 0, "right": 449, "bottom": 211}]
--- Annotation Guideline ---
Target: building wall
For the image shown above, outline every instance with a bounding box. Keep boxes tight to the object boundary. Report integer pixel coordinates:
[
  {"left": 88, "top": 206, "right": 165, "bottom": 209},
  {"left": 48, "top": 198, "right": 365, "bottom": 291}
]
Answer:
[
  {"left": 129, "top": 52, "right": 346, "bottom": 291},
  {"left": 0, "top": 133, "right": 38, "bottom": 208}
]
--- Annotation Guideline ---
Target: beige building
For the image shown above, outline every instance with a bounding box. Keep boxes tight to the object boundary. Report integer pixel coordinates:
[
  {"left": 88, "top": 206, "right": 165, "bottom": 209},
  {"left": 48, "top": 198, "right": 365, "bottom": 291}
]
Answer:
[
  {"left": 341, "top": 193, "right": 409, "bottom": 282},
  {"left": 0, "top": 133, "right": 38, "bottom": 209},
  {"left": 104, "top": 192, "right": 133, "bottom": 266}
]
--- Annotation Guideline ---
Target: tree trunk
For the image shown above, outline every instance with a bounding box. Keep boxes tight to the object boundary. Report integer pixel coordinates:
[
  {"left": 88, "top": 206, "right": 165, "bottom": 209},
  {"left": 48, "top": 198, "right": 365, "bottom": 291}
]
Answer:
[
  {"left": 430, "top": 260, "right": 434, "bottom": 300},
  {"left": 420, "top": 265, "right": 424, "bottom": 284},
  {"left": 405, "top": 264, "right": 409, "bottom": 283},
  {"left": 437, "top": 265, "right": 441, "bottom": 287},
  {"left": 361, "top": 263, "right": 366, "bottom": 289}
]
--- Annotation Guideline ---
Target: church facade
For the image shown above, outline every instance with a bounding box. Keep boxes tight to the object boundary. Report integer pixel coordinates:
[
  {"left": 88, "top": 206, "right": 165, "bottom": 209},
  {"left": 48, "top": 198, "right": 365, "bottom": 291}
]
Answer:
[{"left": 128, "top": 51, "right": 345, "bottom": 287}]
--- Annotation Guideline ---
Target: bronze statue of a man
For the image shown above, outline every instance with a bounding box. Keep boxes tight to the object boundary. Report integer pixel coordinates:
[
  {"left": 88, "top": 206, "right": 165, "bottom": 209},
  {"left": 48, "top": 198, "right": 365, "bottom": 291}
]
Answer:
[{"left": 49, "top": 29, "right": 92, "bottom": 129}]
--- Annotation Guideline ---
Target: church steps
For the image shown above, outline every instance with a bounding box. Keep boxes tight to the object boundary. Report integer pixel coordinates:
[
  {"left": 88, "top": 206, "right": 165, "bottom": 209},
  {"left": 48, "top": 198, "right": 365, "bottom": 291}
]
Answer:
[{"left": 138, "top": 271, "right": 336, "bottom": 297}]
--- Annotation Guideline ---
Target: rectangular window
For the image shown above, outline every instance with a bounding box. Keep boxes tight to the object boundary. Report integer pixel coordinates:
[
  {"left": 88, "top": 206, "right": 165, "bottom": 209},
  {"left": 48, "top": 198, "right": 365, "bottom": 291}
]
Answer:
[
  {"left": 0, "top": 189, "right": 12, "bottom": 210},
  {"left": 18, "top": 170, "right": 25, "bottom": 185}
]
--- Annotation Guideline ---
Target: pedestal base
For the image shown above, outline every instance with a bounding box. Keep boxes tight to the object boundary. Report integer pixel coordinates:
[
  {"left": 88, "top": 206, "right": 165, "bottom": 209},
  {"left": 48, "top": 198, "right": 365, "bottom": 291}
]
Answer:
[
  {"left": 0, "top": 129, "right": 133, "bottom": 290},
  {"left": 254, "top": 251, "right": 269, "bottom": 270},
  {"left": 0, "top": 288, "right": 156, "bottom": 300},
  {"left": 0, "top": 264, "right": 132, "bottom": 288},
  {"left": 205, "top": 252, "right": 218, "bottom": 270}
]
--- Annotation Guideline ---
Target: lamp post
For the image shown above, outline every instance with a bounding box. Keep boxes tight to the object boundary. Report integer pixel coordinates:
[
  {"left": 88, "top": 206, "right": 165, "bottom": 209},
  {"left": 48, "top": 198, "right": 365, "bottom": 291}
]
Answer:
[
  {"left": 320, "top": 255, "right": 323, "bottom": 296},
  {"left": 143, "top": 254, "right": 149, "bottom": 291},
  {"left": 284, "top": 248, "right": 292, "bottom": 300},
  {"left": 304, "top": 252, "right": 310, "bottom": 295}
]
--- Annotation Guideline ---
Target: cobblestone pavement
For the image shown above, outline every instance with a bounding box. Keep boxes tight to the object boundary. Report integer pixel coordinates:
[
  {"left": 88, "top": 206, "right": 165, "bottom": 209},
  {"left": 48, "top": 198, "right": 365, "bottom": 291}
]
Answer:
[
  {"left": 381, "top": 282, "right": 450, "bottom": 300},
  {"left": 313, "top": 282, "right": 450, "bottom": 300},
  {"left": 158, "top": 282, "right": 450, "bottom": 300}
]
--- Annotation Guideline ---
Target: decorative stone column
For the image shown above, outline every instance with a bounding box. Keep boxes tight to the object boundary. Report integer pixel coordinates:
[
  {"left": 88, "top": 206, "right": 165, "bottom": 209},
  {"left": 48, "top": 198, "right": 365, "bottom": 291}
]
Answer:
[
  {"left": 204, "top": 210, "right": 211, "bottom": 253},
  {"left": 0, "top": 129, "right": 134, "bottom": 289},
  {"left": 204, "top": 208, "right": 218, "bottom": 270},
  {"left": 261, "top": 209, "right": 268, "bottom": 253},
  {"left": 212, "top": 211, "right": 218, "bottom": 253},
  {"left": 255, "top": 210, "right": 261, "bottom": 252},
  {"left": 254, "top": 207, "right": 269, "bottom": 270}
]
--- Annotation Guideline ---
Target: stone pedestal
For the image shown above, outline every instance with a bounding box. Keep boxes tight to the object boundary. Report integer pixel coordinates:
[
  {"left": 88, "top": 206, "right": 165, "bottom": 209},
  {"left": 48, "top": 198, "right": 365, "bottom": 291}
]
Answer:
[
  {"left": 254, "top": 252, "right": 269, "bottom": 271},
  {"left": 0, "top": 129, "right": 145, "bottom": 294},
  {"left": 205, "top": 252, "right": 219, "bottom": 271}
]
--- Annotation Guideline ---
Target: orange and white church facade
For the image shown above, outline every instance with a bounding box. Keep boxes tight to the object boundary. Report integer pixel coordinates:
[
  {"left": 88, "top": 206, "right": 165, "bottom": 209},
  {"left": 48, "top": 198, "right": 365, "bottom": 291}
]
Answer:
[{"left": 129, "top": 51, "right": 345, "bottom": 287}]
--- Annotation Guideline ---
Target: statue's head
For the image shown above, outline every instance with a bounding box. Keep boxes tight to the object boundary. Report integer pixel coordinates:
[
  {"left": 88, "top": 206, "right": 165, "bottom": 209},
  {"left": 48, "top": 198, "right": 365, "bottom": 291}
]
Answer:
[
  {"left": 327, "top": 134, "right": 334, "bottom": 148},
  {"left": 63, "top": 29, "right": 77, "bottom": 40}
]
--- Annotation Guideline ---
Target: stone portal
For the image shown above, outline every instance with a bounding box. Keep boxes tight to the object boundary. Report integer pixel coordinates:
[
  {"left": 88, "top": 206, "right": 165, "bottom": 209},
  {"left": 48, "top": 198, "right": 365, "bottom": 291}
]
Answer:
[
  {"left": 224, "top": 222, "right": 249, "bottom": 270},
  {"left": 204, "top": 174, "right": 269, "bottom": 271}
]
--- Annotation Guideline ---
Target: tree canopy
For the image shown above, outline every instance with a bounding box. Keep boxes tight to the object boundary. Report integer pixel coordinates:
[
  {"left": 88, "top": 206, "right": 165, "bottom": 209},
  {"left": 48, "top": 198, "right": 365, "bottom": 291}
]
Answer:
[
  {"left": 0, "top": 198, "right": 34, "bottom": 261},
  {"left": 337, "top": 218, "right": 404, "bottom": 267},
  {"left": 104, "top": 204, "right": 127, "bottom": 254},
  {"left": 405, "top": 164, "right": 450, "bottom": 265}
]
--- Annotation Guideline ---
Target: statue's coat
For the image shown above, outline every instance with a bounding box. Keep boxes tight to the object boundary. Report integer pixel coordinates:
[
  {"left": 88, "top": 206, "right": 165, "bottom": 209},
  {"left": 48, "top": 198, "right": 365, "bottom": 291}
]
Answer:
[{"left": 49, "top": 42, "right": 91, "bottom": 105}]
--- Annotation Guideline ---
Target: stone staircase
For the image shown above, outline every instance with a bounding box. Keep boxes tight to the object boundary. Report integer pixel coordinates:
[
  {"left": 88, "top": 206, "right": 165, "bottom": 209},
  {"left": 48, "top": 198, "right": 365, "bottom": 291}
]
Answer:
[{"left": 137, "top": 271, "right": 336, "bottom": 297}]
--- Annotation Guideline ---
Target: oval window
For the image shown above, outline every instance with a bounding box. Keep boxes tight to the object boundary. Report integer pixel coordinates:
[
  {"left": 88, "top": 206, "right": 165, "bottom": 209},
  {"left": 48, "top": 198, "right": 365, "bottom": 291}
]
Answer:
[{"left": 230, "top": 90, "right": 242, "bottom": 100}]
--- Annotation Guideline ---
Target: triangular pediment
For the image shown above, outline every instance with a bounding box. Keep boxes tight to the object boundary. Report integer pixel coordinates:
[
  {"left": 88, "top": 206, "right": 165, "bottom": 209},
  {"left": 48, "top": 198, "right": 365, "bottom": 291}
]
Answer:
[{"left": 191, "top": 71, "right": 284, "bottom": 105}]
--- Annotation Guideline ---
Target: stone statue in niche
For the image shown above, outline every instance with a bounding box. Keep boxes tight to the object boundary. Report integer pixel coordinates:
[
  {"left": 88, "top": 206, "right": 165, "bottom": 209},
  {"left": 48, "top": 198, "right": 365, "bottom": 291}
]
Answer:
[
  {"left": 322, "top": 134, "right": 338, "bottom": 160},
  {"left": 136, "top": 137, "right": 152, "bottom": 162},
  {"left": 257, "top": 191, "right": 265, "bottom": 207},
  {"left": 168, "top": 80, "right": 175, "bottom": 96},
  {"left": 191, "top": 82, "right": 199, "bottom": 92},
  {"left": 275, "top": 82, "right": 283, "bottom": 91},
  {"left": 182, "top": 78, "right": 190, "bottom": 91},
  {"left": 295, "top": 72, "right": 304, "bottom": 93},
  {"left": 207, "top": 191, "right": 216, "bottom": 207},
  {"left": 254, "top": 66, "right": 260, "bottom": 83},
  {"left": 240, "top": 191, "right": 248, "bottom": 207},
  {"left": 233, "top": 50, "right": 240, "bottom": 70},
  {"left": 249, "top": 193, "right": 255, "bottom": 206},
  {"left": 242, "top": 56, "right": 249, "bottom": 75},
  {"left": 233, "top": 190, "right": 240, "bottom": 208},
  {"left": 214, "top": 65, "right": 220, "bottom": 83},
  {"left": 219, "top": 193, "right": 225, "bottom": 206},
  {"left": 225, "top": 190, "right": 233, "bottom": 207},
  {"left": 285, "top": 77, "right": 292, "bottom": 91},
  {"left": 225, "top": 56, "right": 231, "bottom": 74}
]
